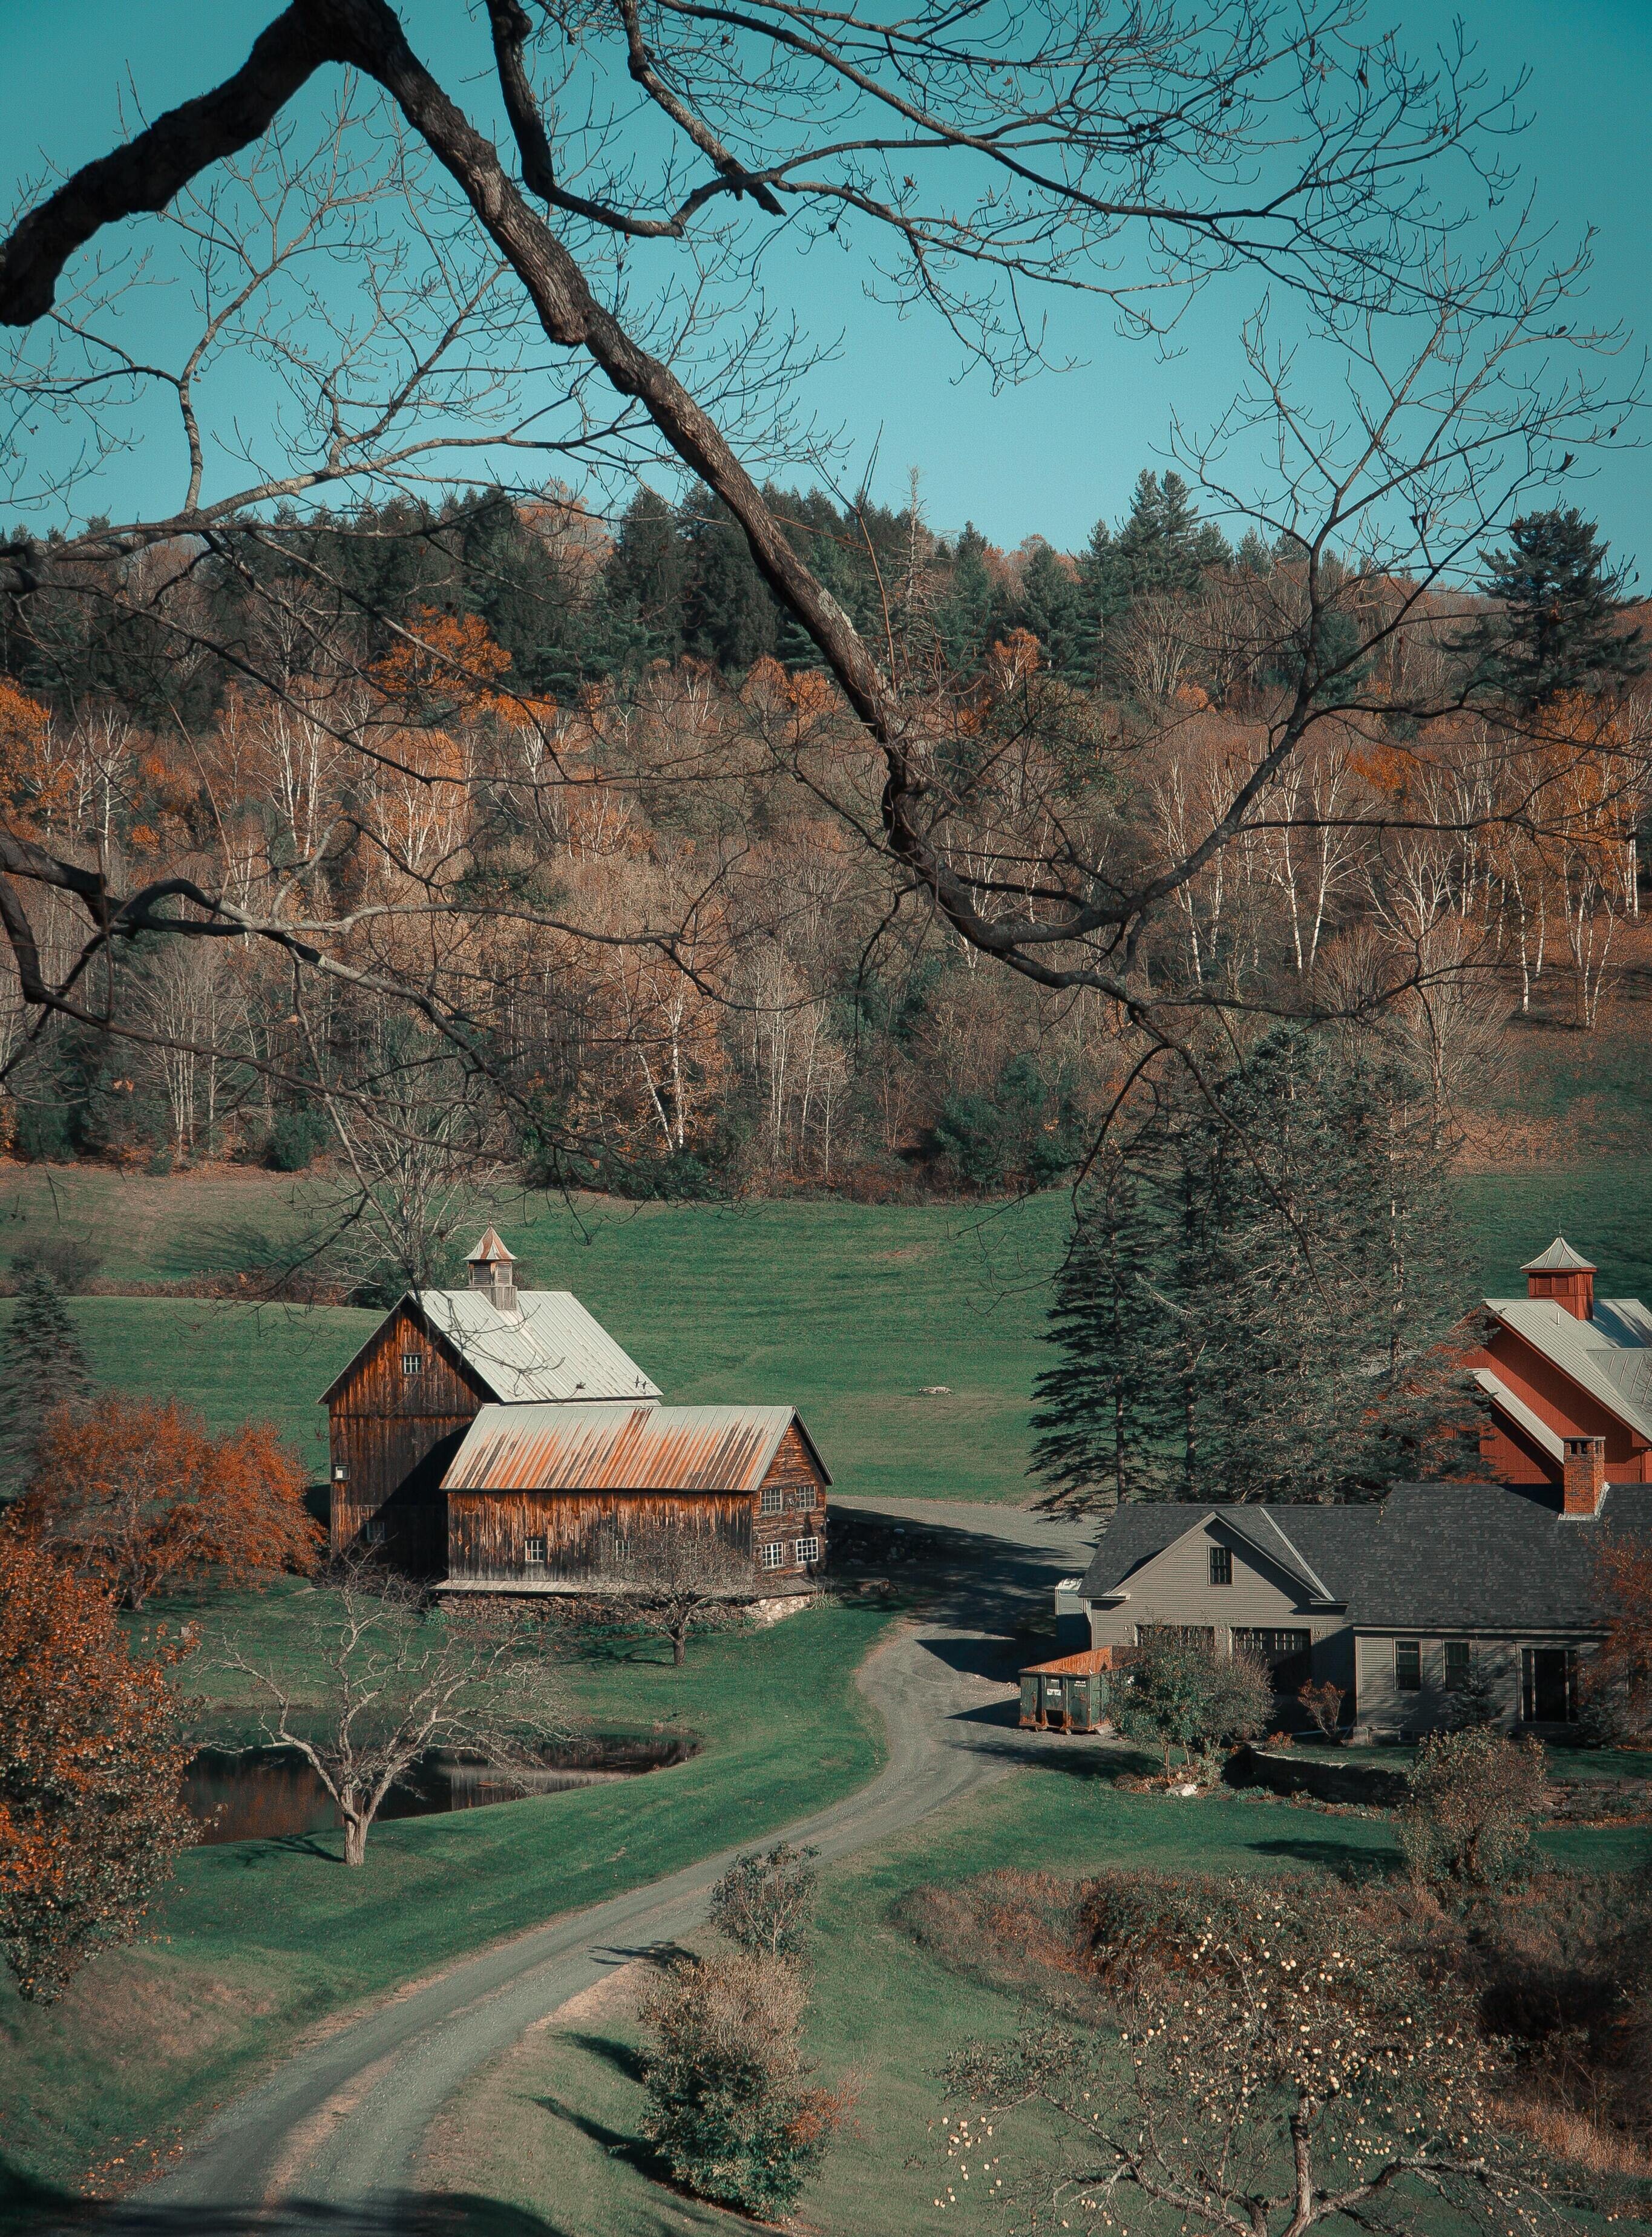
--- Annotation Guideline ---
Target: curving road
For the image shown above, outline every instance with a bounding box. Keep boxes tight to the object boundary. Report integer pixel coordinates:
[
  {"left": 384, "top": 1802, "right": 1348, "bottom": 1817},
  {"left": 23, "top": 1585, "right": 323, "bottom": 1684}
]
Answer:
[{"left": 110, "top": 1500, "right": 1098, "bottom": 2236}]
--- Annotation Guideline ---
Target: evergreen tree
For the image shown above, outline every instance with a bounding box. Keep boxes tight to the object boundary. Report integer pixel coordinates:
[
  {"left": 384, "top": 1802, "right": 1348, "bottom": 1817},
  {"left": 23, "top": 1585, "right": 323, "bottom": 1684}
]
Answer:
[
  {"left": 936, "top": 524, "right": 995, "bottom": 676},
  {"left": 1031, "top": 1030, "right": 1478, "bottom": 1512},
  {"left": 679, "top": 488, "right": 779, "bottom": 670},
  {"left": 1016, "top": 542, "right": 1086, "bottom": 681},
  {"left": 0, "top": 1267, "right": 93, "bottom": 1502},
  {"left": 1236, "top": 528, "right": 1273, "bottom": 575},
  {"left": 606, "top": 486, "right": 688, "bottom": 661},
  {"left": 1463, "top": 507, "right": 1645, "bottom": 711},
  {"left": 1031, "top": 1159, "right": 1175, "bottom": 1510}
]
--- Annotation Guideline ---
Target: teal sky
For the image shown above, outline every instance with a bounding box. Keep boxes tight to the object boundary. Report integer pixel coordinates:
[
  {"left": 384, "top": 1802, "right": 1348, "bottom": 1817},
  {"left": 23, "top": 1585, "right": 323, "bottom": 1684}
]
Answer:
[{"left": 2, "top": 0, "right": 1650, "bottom": 563}]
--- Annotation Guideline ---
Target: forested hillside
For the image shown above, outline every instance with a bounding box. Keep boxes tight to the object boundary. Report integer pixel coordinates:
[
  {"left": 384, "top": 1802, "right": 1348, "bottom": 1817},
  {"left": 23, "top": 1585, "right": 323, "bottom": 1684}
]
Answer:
[{"left": 1, "top": 473, "right": 1647, "bottom": 1242}]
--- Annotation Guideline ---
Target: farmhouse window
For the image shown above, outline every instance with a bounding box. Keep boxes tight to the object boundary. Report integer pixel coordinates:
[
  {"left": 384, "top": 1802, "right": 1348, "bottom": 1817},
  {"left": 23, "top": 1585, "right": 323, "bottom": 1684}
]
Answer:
[
  {"left": 524, "top": 1534, "right": 547, "bottom": 1565},
  {"left": 1209, "top": 1545, "right": 1233, "bottom": 1586},
  {"left": 760, "top": 1483, "right": 785, "bottom": 1515},
  {"left": 1232, "top": 1628, "right": 1310, "bottom": 1663},
  {"left": 1395, "top": 1640, "right": 1422, "bottom": 1692},
  {"left": 795, "top": 1535, "right": 821, "bottom": 1566},
  {"left": 401, "top": 1350, "right": 422, "bottom": 1378},
  {"left": 759, "top": 1541, "right": 787, "bottom": 1570},
  {"left": 1443, "top": 1640, "right": 1471, "bottom": 1689}
]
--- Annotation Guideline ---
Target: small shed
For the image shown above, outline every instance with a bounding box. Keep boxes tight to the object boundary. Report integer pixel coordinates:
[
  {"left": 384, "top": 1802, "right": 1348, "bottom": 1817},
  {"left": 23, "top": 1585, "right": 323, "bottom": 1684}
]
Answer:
[{"left": 1019, "top": 1646, "right": 1119, "bottom": 1734}]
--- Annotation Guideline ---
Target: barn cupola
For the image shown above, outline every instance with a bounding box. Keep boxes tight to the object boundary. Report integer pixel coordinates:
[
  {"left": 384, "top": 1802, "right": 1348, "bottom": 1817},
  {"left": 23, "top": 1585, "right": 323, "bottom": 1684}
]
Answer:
[
  {"left": 1523, "top": 1236, "right": 1596, "bottom": 1322},
  {"left": 467, "top": 1227, "right": 518, "bottom": 1312}
]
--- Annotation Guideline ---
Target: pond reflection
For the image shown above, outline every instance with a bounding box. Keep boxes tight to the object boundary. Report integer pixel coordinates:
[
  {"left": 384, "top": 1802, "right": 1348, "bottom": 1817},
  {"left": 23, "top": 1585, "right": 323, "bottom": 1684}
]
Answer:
[{"left": 182, "top": 1734, "right": 698, "bottom": 1846}]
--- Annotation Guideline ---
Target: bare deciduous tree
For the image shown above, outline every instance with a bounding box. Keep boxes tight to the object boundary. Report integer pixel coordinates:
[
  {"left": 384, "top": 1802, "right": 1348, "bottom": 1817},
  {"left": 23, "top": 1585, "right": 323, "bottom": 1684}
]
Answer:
[{"left": 218, "top": 1561, "right": 565, "bottom": 1864}]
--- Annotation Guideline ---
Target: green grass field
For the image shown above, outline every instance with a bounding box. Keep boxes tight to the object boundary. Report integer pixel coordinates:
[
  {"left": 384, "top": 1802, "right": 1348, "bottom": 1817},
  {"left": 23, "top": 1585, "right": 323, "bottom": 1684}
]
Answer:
[
  {"left": 0, "top": 1596, "right": 891, "bottom": 2193},
  {"left": 6, "top": 1158, "right": 1652, "bottom": 1502},
  {"left": 424, "top": 1759, "right": 1652, "bottom": 2237}
]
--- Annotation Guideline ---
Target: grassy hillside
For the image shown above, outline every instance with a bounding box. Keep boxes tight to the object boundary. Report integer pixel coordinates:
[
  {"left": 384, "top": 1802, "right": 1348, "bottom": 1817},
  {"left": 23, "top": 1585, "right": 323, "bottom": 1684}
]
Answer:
[{"left": 4, "top": 1159, "right": 1652, "bottom": 1502}]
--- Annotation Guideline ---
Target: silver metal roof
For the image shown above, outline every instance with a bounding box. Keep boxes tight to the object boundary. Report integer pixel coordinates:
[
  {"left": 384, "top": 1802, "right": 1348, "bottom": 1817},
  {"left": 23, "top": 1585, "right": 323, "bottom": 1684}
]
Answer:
[
  {"left": 1521, "top": 1236, "right": 1597, "bottom": 1273},
  {"left": 416, "top": 1289, "right": 660, "bottom": 1404},
  {"left": 441, "top": 1401, "right": 830, "bottom": 1493},
  {"left": 1486, "top": 1293, "right": 1652, "bottom": 1443}
]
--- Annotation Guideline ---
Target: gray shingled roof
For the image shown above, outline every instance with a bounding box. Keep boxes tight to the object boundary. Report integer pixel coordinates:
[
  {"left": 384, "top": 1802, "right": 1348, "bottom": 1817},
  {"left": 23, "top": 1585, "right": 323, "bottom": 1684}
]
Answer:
[{"left": 1077, "top": 1483, "right": 1652, "bottom": 1634}]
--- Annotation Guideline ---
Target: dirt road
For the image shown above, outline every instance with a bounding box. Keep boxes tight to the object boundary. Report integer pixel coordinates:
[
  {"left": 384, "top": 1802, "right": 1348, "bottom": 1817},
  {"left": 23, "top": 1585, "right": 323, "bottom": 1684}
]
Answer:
[{"left": 120, "top": 1500, "right": 1097, "bottom": 2235}]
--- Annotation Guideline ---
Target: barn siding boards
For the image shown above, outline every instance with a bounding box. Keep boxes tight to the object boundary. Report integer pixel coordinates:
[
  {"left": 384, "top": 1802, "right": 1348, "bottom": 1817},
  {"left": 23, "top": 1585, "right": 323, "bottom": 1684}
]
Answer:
[
  {"left": 325, "top": 1300, "right": 488, "bottom": 1571},
  {"left": 442, "top": 1416, "right": 829, "bottom": 1591}
]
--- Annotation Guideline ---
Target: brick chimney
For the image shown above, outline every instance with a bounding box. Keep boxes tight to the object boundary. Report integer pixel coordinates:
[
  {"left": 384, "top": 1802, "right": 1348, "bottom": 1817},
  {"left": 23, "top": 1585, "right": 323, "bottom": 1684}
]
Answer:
[
  {"left": 1523, "top": 1237, "right": 1596, "bottom": 1322},
  {"left": 466, "top": 1227, "right": 517, "bottom": 1312},
  {"left": 1562, "top": 1435, "right": 1607, "bottom": 1517}
]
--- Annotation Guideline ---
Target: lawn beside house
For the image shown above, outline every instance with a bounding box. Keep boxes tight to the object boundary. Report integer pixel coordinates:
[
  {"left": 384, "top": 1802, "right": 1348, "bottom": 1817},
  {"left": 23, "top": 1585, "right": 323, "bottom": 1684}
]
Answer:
[
  {"left": 0, "top": 1597, "right": 892, "bottom": 2194},
  {"left": 421, "top": 1757, "right": 1652, "bottom": 2237}
]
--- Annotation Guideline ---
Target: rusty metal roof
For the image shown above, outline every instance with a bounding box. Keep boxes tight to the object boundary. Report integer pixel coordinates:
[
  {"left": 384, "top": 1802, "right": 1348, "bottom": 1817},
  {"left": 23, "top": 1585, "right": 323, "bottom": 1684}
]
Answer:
[{"left": 441, "top": 1401, "right": 831, "bottom": 1494}]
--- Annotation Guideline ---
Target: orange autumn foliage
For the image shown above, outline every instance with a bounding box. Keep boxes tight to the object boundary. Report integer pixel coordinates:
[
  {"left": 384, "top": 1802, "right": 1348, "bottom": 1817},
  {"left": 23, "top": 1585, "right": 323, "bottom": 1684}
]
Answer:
[
  {"left": 0, "top": 674, "right": 67, "bottom": 822},
  {"left": 0, "top": 1527, "right": 197, "bottom": 2001},
  {"left": 370, "top": 607, "right": 512, "bottom": 715},
  {"left": 25, "top": 1397, "right": 320, "bottom": 1609}
]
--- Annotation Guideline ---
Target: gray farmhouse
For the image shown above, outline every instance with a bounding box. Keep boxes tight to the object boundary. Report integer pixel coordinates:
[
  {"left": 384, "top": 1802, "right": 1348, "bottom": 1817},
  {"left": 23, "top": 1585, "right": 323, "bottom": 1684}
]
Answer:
[{"left": 1059, "top": 1460, "right": 1650, "bottom": 1736}]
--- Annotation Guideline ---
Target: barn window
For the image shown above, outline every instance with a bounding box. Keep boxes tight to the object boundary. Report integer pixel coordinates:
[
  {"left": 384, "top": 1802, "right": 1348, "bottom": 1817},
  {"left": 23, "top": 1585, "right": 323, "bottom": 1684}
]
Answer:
[
  {"left": 795, "top": 1535, "right": 821, "bottom": 1567},
  {"left": 1443, "top": 1640, "right": 1471, "bottom": 1689},
  {"left": 759, "top": 1541, "right": 786, "bottom": 1570},
  {"left": 1395, "top": 1640, "right": 1422, "bottom": 1692},
  {"left": 524, "top": 1534, "right": 547, "bottom": 1565},
  {"left": 401, "top": 1350, "right": 422, "bottom": 1378},
  {"left": 1208, "top": 1545, "right": 1233, "bottom": 1586},
  {"left": 760, "top": 1483, "right": 785, "bottom": 1515},
  {"left": 362, "top": 1518, "right": 387, "bottom": 1545}
]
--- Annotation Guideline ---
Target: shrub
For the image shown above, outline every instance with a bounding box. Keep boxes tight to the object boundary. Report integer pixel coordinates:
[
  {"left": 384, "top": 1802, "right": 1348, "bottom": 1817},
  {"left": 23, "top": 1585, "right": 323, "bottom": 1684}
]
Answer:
[
  {"left": 1398, "top": 1726, "right": 1549, "bottom": 1887},
  {"left": 1440, "top": 1658, "right": 1506, "bottom": 1732},
  {"left": 11, "top": 1234, "right": 105, "bottom": 1293},
  {"left": 1297, "top": 1677, "right": 1346, "bottom": 1740},
  {"left": 266, "top": 1106, "right": 329, "bottom": 1171},
  {"left": 1117, "top": 1631, "right": 1272, "bottom": 1778},
  {"left": 709, "top": 1842, "right": 819, "bottom": 1960},
  {"left": 640, "top": 1951, "right": 846, "bottom": 2215},
  {"left": 13, "top": 1104, "right": 73, "bottom": 1164}
]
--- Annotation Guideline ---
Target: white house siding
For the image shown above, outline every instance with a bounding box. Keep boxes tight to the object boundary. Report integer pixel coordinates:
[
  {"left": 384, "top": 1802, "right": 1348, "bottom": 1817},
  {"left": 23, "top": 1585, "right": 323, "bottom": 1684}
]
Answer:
[{"left": 1085, "top": 1517, "right": 1354, "bottom": 1690}]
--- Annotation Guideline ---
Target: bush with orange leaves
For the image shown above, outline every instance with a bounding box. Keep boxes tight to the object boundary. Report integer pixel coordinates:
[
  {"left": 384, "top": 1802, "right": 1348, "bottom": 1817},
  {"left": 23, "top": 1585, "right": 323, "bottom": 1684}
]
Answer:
[
  {"left": 0, "top": 1528, "right": 197, "bottom": 2001},
  {"left": 24, "top": 1397, "right": 320, "bottom": 1610}
]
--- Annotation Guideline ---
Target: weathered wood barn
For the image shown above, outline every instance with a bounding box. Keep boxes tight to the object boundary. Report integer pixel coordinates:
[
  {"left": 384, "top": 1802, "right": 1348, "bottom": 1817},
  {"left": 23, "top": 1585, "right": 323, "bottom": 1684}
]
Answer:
[
  {"left": 320, "top": 1230, "right": 829, "bottom": 1593},
  {"left": 439, "top": 1400, "right": 830, "bottom": 1594}
]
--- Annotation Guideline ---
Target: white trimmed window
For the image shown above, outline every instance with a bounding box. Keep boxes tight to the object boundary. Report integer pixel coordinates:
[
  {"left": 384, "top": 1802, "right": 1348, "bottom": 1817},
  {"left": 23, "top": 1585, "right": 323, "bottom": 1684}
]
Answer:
[
  {"left": 362, "top": 1518, "right": 387, "bottom": 1545},
  {"left": 759, "top": 1540, "right": 786, "bottom": 1570},
  {"left": 760, "top": 1482, "right": 785, "bottom": 1515},
  {"left": 795, "top": 1535, "right": 821, "bottom": 1567},
  {"left": 525, "top": 1534, "right": 547, "bottom": 1565},
  {"left": 401, "top": 1349, "right": 422, "bottom": 1378}
]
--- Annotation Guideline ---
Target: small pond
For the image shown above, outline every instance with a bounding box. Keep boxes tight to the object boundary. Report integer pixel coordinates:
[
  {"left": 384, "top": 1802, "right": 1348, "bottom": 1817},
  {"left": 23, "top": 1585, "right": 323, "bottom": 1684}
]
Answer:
[{"left": 183, "top": 1734, "right": 700, "bottom": 1847}]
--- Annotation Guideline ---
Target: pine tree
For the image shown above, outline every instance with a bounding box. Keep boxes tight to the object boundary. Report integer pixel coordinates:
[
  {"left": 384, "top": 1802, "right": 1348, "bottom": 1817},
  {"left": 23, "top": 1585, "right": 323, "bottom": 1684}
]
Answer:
[
  {"left": 0, "top": 1267, "right": 93, "bottom": 1502},
  {"left": 1015, "top": 542, "right": 1086, "bottom": 681},
  {"left": 679, "top": 487, "right": 779, "bottom": 670},
  {"left": 936, "top": 524, "right": 995, "bottom": 675},
  {"left": 1031, "top": 1157, "right": 1177, "bottom": 1512},
  {"left": 1463, "top": 507, "right": 1645, "bottom": 712},
  {"left": 607, "top": 486, "right": 689, "bottom": 661}
]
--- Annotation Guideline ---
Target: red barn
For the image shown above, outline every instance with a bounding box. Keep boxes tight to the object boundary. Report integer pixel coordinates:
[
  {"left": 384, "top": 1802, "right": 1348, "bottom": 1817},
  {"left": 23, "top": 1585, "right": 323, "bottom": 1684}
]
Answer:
[{"left": 1466, "top": 1236, "right": 1652, "bottom": 1498}]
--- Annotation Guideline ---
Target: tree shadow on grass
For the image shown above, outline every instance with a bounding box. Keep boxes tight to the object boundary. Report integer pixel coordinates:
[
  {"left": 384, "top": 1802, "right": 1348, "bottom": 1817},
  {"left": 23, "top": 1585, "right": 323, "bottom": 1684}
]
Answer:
[
  {"left": 562, "top": 2029, "right": 647, "bottom": 2085},
  {"left": 1247, "top": 1835, "right": 1397, "bottom": 1871},
  {"left": 533, "top": 2092, "right": 663, "bottom": 2181}
]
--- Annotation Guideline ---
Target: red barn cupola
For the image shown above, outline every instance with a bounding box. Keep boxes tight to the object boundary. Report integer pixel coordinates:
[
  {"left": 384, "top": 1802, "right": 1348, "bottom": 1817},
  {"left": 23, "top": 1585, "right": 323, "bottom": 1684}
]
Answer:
[{"left": 1523, "top": 1236, "right": 1596, "bottom": 1323}]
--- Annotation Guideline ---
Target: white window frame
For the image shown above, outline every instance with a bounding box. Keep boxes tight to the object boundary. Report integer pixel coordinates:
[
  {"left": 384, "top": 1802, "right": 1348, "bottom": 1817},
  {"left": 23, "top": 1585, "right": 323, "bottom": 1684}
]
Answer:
[
  {"left": 400, "top": 1349, "right": 422, "bottom": 1378},
  {"left": 795, "top": 1534, "right": 821, "bottom": 1567},
  {"left": 759, "top": 1540, "right": 787, "bottom": 1570},
  {"left": 524, "top": 1534, "right": 547, "bottom": 1565},
  {"left": 760, "top": 1482, "right": 785, "bottom": 1516},
  {"left": 362, "top": 1518, "right": 387, "bottom": 1546}
]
